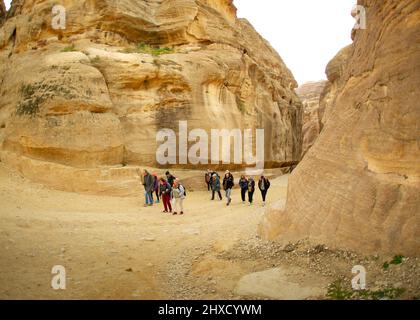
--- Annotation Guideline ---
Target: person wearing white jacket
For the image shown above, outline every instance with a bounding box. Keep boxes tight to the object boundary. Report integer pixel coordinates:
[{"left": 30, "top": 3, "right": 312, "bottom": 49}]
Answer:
[{"left": 171, "top": 179, "right": 186, "bottom": 215}]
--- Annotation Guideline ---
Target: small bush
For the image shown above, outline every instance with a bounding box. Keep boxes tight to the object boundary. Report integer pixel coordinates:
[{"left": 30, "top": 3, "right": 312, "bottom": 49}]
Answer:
[
  {"left": 237, "top": 101, "right": 245, "bottom": 113},
  {"left": 326, "top": 280, "right": 353, "bottom": 300},
  {"left": 16, "top": 96, "right": 42, "bottom": 116},
  {"left": 390, "top": 255, "right": 404, "bottom": 265},
  {"left": 383, "top": 255, "right": 405, "bottom": 269},
  {"left": 326, "top": 279, "right": 406, "bottom": 300},
  {"left": 61, "top": 44, "right": 76, "bottom": 52},
  {"left": 20, "top": 84, "right": 36, "bottom": 98},
  {"left": 91, "top": 55, "right": 101, "bottom": 63},
  {"left": 16, "top": 82, "right": 77, "bottom": 117},
  {"left": 119, "top": 43, "right": 174, "bottom": 56}
]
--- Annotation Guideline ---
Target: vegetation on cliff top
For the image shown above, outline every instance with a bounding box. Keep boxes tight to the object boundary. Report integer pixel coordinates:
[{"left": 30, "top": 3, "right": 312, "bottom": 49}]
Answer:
[{"left": 119, "top": 43, "right": 174, "bottom": 56}]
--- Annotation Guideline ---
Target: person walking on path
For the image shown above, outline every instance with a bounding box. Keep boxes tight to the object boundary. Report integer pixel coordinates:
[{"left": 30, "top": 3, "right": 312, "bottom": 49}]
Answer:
[
  {"left": 152, "top": 173, "right": 160, "bottom": 204},
  {"left": 239, "top": 175, "right": 249, "bottom": 203},
  {"left": 138, "top": 168, "right": 147, "bottom": 206},
  {"left": 223, "top": 170, "right": 234, "bottom": 206},
  {"left": 205, "top": 169, "right": 212, "bottom": 191},
  {"left": 211, "top": 174, "right": 223, "bottom": 201},
  {"left": 143, "top": 169, "right": 154, "bottom": 206},
  {"left": 172, "top": 179, "right": 186, "bottom": 215},
  {"left": 159, "top": 177, "right": 172, "bottom": 213},
  {"left": 166, "top": 171, "right": 176, "bottom": 187},
  {"left": 258, "top": 175, "right": 271, "bottom": 206},
  {"left": 248, "top": 177, "right": 255, "bottom": 205}
]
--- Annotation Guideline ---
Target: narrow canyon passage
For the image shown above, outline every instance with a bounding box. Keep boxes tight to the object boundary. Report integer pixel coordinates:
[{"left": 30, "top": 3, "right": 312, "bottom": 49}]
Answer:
[
  {"left": 1, "top": 164, "right": 418, "bottom": 299},
  {"left": 0, "top": 164, "right": 290, "bottom": 299},
  {"left": 0, "top": 0, "right": 419, "bottom": 302}
]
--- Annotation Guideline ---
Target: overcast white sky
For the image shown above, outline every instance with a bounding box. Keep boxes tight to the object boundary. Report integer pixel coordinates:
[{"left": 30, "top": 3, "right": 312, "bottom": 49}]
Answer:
[
  {"left": 4, "top": 0, "right": 356, "bottom": 85},
  {"left": 235, "top": 0, "right": 356, "bottom": 85}
]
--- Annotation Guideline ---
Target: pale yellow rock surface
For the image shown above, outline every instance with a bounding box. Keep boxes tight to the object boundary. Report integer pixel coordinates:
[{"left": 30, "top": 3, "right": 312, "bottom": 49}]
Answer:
[
  {"left": 296, "top": 81, "right": 328, "bottom": 157},
  {"left": 318, "top": 45, "right": 352, "bottom": 131},
  {"left": 0, "top": 0, "right": 302, "bottom": 194},
  {"left": 260, "top": 0, "right": 420, "bottom": 255},
  {"left": 234, "top": 267, "right": 327, "bottom": 300}
]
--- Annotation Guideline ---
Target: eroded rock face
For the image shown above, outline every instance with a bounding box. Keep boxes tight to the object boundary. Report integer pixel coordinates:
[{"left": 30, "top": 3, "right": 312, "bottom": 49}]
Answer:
[
  {"left": 296, "top": 81, "right": 327, "bottom": 157},
  {"left": 260, "top": 0, "right": 420, "bottom": 255},
  {"left": 0, "top": 0, "right": 302, "bottom": 194},
  {"left": 0, "top": 1, "right": 6, "bottom": 26},
  {"left": 318, "top": 45, "right": 352, "bottom": 132}
]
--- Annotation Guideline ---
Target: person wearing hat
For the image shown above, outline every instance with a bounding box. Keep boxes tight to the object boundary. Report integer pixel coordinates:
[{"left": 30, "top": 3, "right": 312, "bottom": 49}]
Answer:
[{"left": 223, "top": 170, "right": 234, "bottom": 206}]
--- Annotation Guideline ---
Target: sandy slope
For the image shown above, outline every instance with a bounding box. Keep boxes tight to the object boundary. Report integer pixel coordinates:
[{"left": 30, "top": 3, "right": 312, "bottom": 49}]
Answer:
[
  {"left": 0, "top": 163, "right": 288, "bottom": 299},
  {"left": 1, "top": 163, "right": 418, "bottom": 300}
]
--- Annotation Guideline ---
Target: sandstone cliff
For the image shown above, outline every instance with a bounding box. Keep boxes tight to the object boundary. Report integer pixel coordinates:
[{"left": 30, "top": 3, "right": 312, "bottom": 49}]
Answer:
[
  {"left": 318, "top": 45, "right": 352, "bottom": 132},
  {"left": 0, "top": 0, "right": 302, "bottom": 195},
  {"left": 260, "top": 0, "right": 420, "bottom": 255},
  {"left": 0, "top": 1, "right": 6, "bottom": 26},
  {"left": 296, "top": 81, "right": 327, "bottom": 157}
]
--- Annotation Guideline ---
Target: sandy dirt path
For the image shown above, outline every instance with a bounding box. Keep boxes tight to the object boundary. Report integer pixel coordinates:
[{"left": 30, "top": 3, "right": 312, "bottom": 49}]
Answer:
[
  {"left": 2, "top": 164, "right": 418, "bottom": 300},
  {"left": 0, "top": 164, "right": 288, "bottom": 299}
]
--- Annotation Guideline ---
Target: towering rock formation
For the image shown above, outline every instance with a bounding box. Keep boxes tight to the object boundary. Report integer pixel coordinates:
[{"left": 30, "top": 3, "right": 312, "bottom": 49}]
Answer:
[
  {"left": 260, "top": 0, "right": 420, "bottom": 255},
  {"left": 0, "top": 0, "right": 302, "bottom": 194},
  {"left": 296, "top": 81, "right": 328, "bottom": 157},
  {"left": 318, "top": 45, "right": 352, "bottom": 132},
  {"left": 0, "top": 1, "right": 6, "bottom": 26}
]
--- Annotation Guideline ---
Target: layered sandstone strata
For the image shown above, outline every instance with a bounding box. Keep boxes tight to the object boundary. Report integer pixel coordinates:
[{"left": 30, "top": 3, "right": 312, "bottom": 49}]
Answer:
[
  {"left": 0, "top": 0, "right": 302, "bottom": 194},
  {"left": 260, "top": 0, "right": 420, "bottom": 255},
  {"left": 0, "top": 1, "right": 6, "bottom": 26},
  {"left": 296, "top": 81, "right": 327, "bottom": 157}
]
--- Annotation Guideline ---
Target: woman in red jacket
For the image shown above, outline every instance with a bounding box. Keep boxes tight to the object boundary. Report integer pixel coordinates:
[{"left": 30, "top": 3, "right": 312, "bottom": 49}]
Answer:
[{"left": 159, "top": 178, "right": 172, "bottom": 213}]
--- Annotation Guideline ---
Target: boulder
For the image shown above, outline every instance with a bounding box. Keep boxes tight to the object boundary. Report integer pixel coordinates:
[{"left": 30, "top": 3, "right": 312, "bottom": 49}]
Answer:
[{"left": 234, "top": 267, "right": 326, "bottom": 300}]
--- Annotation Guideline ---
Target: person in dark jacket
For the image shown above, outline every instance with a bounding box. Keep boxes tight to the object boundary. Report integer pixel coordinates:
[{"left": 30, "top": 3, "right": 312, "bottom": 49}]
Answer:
[
  {"left": 247, "top": 177, "right": 255, "bottom": 205},
  {"left": 159, "top": 177, "right": 172, "bottom": 213},
  {"left": 166, "top": 171, "right": 176, "bottom": 187},
  {"left": 205, "top": 169, "right": 212, "bottom": 191},
  {"left": 143, "top": 170, "right": 154, "bottom": 206},
  {"left": 152, "top": 173, "right": 160, "bottom": 204},
  {"left": 222, "top": 170, "right": 234, "bottom": 206},
  {"left": 211, "top": 174, "right": 223, "bottom": 201},
  {"left": 239, "top": 175, "right": 249, "bottom": 203},
  {"left": 258, "top": 176, "right": 271, "bottom": 206}
]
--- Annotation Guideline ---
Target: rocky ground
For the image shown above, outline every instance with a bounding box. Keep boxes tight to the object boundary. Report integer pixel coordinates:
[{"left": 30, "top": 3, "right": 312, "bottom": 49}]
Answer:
[{"left": 0, "top": 163, "right": 418, "bottom": 300}]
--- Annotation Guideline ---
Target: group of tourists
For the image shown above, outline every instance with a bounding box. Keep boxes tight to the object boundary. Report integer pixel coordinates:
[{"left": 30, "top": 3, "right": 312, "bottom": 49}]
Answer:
[
  {"left": 139, "top": 169, "right": 186, "bottom": 215},
  {"left": 205, "top": 170, "right": 271, "bottom": 206},
  {"left": 139, "top": 169, "right": 271, "bottom": 215}
]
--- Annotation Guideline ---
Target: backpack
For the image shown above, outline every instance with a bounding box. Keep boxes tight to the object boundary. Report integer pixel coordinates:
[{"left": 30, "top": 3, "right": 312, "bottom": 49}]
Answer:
[{"left": 180, "top": 184, "right": 187, "bottom": 197}]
